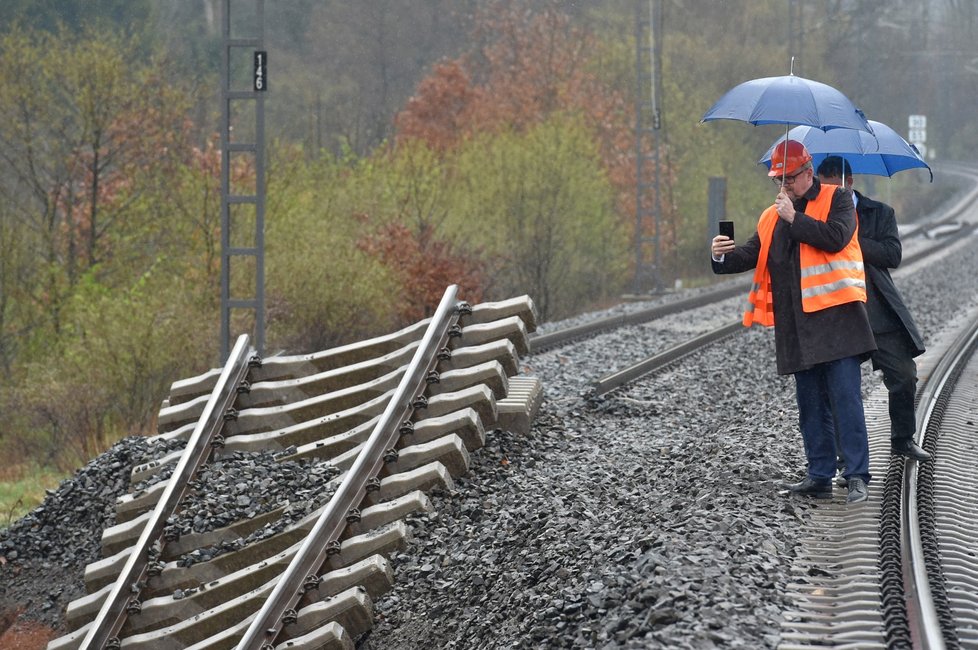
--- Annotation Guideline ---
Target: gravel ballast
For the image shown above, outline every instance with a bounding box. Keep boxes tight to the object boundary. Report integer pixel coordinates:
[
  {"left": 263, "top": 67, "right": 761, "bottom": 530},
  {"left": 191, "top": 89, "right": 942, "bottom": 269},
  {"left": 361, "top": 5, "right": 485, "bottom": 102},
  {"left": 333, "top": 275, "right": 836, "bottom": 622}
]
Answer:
[{"left": 359, "top": 235, "right": 978, "bottom": 649}]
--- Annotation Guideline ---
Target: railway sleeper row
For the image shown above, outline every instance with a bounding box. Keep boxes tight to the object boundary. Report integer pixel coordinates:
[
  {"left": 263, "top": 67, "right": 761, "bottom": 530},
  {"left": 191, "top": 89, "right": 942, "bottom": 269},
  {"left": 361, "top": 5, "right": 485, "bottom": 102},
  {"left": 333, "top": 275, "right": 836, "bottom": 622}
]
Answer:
[
  {"left": 49, "top": 294, "right": 541, "bottom": 650},
  {"left": 163, "top": 297, "right": 536, "bottom": 410}
]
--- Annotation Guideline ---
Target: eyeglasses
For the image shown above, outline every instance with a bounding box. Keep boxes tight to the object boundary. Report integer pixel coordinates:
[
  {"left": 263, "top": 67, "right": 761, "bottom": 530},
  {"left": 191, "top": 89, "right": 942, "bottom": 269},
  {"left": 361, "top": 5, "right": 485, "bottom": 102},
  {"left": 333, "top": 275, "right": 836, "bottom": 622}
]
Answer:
[{"left": 771, "top": 168, "right": 809, "bottom": 185}]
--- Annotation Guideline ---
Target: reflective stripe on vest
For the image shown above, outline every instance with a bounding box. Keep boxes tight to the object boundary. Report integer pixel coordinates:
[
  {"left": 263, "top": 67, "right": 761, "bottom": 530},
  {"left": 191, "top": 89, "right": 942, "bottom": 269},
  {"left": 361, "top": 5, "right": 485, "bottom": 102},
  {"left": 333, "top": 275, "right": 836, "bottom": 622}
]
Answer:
[{"left": 797, "top": 186, "right": 866, "bottom": 311}]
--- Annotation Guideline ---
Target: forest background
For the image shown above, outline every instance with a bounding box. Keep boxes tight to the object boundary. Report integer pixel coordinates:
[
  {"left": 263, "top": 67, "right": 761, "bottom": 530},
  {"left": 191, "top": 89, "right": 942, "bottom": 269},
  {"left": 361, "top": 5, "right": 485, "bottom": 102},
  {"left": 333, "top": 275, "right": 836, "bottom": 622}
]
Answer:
[{"left": 0, "top": 0, "right": 972, "bottom": 524}]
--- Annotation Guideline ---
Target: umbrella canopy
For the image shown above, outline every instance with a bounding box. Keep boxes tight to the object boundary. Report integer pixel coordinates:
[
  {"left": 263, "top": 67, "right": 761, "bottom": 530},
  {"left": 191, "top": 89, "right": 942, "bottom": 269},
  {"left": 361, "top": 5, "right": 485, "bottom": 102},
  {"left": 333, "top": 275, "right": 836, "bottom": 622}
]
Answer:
[
  {"left": 758, "top": 120, "right": 932, "bottom": 181},
  {"left": 701, "top": 74, "right": 873, "bottom": 133}
]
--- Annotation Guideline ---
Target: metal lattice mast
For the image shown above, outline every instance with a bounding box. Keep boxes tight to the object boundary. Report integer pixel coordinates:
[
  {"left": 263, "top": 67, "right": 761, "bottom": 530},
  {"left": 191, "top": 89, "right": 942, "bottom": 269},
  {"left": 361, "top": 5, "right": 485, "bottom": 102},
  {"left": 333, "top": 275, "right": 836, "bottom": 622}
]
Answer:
[
  {"left": 220, "top": 0, "right": 266, "bottom": 361},
  {"left": 632, "top": 0, "right": 664, "bottom": 295}
]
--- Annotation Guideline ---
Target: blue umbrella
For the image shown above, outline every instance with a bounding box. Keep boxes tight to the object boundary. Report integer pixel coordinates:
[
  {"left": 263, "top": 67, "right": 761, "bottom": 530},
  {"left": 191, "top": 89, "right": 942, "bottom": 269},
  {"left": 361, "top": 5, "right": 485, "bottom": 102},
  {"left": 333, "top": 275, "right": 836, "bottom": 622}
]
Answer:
[
  {"left": 758, "top": 120, "right": 933, "bottom": 181},
  {"left": 701, "top": 73, "right": 873, "bottom": 134}
]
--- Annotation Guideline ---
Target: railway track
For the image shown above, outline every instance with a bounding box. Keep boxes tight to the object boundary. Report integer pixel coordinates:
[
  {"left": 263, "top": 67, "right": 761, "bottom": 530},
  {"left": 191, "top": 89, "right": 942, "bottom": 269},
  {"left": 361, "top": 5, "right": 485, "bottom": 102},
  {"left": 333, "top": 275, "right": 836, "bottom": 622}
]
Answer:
[
  {"left": 778, "top": 298, "right": 978, "bottom": 649},
  {"left": 48, "top": 286, "right": 542, "bottom": 650}
]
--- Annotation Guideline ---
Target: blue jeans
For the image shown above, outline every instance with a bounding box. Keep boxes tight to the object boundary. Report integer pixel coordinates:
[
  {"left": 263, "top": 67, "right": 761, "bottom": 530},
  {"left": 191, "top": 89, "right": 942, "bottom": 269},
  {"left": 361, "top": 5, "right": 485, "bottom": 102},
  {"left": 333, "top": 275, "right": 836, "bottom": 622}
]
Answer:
[{"left": 794, "top": 356, "right": 871, "bottom": 484}]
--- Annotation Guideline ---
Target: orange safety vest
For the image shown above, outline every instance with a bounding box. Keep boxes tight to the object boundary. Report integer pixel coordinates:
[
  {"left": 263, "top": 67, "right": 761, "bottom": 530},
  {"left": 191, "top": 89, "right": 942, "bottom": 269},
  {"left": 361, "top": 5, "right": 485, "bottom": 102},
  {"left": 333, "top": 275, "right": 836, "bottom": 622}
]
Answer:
[{"left": 743, "top": 184, "right": 866, "bottom": 327}]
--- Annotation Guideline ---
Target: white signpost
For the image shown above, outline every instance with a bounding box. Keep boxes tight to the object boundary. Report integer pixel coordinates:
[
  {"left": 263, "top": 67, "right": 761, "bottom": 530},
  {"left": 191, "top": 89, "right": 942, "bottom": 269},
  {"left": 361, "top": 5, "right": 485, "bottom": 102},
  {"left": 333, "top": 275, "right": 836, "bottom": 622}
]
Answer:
[{"left": 908, "top": 114, "right": 927, "bottom": 159}]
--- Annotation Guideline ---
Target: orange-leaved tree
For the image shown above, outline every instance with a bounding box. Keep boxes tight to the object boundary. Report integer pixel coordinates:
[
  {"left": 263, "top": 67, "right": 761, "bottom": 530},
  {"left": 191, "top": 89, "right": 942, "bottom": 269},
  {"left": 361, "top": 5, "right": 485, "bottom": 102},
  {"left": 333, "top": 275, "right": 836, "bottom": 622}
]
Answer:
[
  {"left": 393, "top": 0, "right": 676, "bottom": 295},
  {"left": 356, "top": 220, "right": 486, "bottom": 326}
]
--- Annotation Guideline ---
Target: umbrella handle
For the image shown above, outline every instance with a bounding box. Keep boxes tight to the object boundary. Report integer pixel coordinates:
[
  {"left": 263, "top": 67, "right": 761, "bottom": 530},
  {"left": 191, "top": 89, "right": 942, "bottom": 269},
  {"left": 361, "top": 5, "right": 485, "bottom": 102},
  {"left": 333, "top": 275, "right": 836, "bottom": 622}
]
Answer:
[
  {"left": 781, "top": 56, "right": 794, "bottom": 193},
  {"left": 780, "top": 121, "right": 788, "bottom": 193}
]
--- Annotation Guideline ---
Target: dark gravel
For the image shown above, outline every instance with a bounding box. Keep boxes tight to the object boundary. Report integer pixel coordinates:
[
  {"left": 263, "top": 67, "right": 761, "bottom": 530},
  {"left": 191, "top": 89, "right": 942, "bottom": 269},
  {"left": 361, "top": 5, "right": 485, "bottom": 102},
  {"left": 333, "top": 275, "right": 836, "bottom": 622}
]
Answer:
[
  {"left": 0, "top": 436, "right": 150, "bottom": 627},
  {"left": 165, "top": 451, "right": 340, "bottom": 567},
  {"left": 358, "top": 234, "right": 978, "bottom": 650}
]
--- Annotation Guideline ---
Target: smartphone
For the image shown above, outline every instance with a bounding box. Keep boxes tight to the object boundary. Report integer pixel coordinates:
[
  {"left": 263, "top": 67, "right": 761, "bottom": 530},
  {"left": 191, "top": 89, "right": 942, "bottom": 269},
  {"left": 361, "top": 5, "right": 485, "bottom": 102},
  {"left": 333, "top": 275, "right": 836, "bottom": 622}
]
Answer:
[{"left": 718, "top": 220, "right": 735, "bottom": 241}]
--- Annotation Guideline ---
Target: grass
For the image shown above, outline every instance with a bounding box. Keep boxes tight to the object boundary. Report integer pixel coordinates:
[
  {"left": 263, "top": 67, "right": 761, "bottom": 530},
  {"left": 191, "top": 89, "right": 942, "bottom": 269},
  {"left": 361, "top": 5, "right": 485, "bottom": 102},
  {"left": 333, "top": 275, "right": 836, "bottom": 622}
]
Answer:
[{"left": 0, "top": 465, "right": 68, "bottom": 531}]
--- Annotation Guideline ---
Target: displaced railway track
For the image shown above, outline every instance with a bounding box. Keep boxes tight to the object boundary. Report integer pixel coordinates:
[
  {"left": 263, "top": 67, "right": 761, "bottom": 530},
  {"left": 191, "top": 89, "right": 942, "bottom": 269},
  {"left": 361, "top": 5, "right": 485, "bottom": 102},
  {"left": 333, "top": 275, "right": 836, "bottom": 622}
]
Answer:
[
  {"left": 49, "top": 286, "right": 542, "bottom": 650},
  {"left": 32, "top": 164, "right": 978, "bottom": 649}
]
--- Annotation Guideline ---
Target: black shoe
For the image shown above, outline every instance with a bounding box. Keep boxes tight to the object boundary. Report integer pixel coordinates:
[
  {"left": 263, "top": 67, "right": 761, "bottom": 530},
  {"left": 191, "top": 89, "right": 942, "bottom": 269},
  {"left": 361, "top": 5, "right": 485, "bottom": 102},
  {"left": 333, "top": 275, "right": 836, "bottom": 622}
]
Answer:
[
  {"left": 846, "top": 477, "right": 868, "bottom": 504},
  {"left": 836, "top": 471, "right": 848, "bottom": 488},
  {"left": 784, "top": 477, "right": 832, "bottom": 499},
  {"left": 892, "top": 440, "right": 932, "bottom": 462}
]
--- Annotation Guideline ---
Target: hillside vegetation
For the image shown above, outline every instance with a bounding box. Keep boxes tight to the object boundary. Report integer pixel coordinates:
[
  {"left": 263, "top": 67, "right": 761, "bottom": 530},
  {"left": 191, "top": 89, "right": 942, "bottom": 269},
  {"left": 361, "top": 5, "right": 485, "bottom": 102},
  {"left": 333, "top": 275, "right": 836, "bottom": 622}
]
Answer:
[{"left": 0, "top": 1, "right": 966, "bottom": 519}]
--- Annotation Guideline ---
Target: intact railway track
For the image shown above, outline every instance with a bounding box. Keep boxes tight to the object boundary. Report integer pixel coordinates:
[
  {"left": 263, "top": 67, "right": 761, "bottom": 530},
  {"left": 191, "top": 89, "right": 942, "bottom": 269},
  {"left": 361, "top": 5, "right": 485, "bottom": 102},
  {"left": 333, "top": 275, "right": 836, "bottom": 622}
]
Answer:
[
  {"left": 49, "top": 286, "right": 542, "bottom": 649},
  {"left": 778, "top": 298, "right": 978, "bottom": 649}
]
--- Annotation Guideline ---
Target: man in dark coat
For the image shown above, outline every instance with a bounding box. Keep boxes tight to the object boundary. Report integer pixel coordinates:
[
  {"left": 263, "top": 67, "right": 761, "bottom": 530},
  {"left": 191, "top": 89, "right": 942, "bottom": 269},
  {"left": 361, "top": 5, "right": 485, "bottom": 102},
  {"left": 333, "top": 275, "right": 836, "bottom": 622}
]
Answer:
[
  {"left": 817, "top": 156, "right": 930, "bottom": 464},
  {"left": 710, "top": 140, "right": 877, "bottom": 504}
]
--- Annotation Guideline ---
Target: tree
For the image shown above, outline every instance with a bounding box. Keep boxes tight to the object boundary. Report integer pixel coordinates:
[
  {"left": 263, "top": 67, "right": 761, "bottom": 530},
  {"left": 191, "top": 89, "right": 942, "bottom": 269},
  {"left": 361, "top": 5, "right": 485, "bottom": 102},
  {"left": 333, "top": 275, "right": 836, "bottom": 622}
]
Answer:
[
  {"left": 263, "top": 148, "right": 396, "bottom": 352},
  {"left": 0, "top": 204, "right": 33, "bottom": 373},
  {"left": 394, "top": 1, "right": 673, "bottom": 287},
  {"left": 0, "top": 28, "right": 194, "bottom": 338},
  {"left": 0, "top": 27, "right": 218, "bottom": 469},
  {"left": 358, "top": 221, "right": 487, "bottom": 324},
  {"left": 353, "top": 139, "right": 488, "bottom": 324},
  {"left": 449, "top": 115, "right": 629, "bottom": 320},
  {"left": 0, "top": 0, "right": 152, "bottom": 35},
  {"left": 267, "top": 0, "right": 481, "bottom": 156}
]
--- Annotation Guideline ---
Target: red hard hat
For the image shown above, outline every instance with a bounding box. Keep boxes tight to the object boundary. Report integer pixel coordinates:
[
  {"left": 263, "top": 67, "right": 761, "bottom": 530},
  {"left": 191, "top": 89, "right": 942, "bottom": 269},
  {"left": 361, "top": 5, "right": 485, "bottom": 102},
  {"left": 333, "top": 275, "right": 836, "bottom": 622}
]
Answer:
[{"left": 768, "top": 139, "right": 812, "bottom": 177}]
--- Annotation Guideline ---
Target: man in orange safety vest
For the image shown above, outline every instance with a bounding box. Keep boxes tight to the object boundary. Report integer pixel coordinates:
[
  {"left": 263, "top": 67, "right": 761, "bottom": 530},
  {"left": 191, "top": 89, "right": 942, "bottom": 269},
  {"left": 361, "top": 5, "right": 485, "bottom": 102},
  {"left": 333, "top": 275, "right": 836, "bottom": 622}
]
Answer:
[{"left": 710, "top": 140, "right": 877, "bottom": 504}]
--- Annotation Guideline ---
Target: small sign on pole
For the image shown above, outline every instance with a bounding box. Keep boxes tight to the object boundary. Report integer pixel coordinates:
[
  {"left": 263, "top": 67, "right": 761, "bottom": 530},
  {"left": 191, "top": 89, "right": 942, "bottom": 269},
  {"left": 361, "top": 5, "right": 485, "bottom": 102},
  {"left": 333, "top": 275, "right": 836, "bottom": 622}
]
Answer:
[{"left": 254, "top": 51, "right": 267, "bottom": 92}]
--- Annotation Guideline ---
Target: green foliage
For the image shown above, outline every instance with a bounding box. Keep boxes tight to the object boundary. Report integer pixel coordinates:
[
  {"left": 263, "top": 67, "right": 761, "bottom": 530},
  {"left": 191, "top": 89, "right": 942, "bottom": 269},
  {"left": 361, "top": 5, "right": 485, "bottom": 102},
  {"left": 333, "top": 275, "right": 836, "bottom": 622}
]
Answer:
[
  {"left": 448, "top": 114, "right": 629, "bottom": 320},
  {"left": 0, "top": 201, "right": 32, "bottom": 373},
  {"left": 4, "top": 263, "right": 215, "bottom": 470},
  {"left": 264, "top": 150, "right": 396, "bottom": 351},
  {"left": 0, "top": 464, "right": 67, "bottom": 530},
  {"left": 0, "top": 0, "right": 152, "bottom": 35},
  {"left": 0, "top": 25, "right": 219, "bottom": 471}
]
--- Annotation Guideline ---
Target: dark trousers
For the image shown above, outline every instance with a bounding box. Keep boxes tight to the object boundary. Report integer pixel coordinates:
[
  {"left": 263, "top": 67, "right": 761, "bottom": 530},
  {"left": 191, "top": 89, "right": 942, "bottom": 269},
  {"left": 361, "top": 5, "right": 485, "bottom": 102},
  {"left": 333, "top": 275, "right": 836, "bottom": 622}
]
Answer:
[
  {"left": 871, "top": 329, "right": 919, "bottom": 442},
  {"left": 830, "top": 329, "right": 919, "bottom": 461},
  {"left": 795, "top": 355, "right": 871, "bottom": 484}
]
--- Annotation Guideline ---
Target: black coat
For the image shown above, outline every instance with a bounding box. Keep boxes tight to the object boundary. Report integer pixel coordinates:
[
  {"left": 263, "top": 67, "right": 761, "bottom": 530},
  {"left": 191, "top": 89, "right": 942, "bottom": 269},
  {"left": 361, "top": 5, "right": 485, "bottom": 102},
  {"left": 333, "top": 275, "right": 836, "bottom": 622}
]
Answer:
[
  {"left": 713, "top": 179, "right": 877, "bottom": 375},
  {"left": 853, "top": 190, "right": 925, "bottom": 356}
]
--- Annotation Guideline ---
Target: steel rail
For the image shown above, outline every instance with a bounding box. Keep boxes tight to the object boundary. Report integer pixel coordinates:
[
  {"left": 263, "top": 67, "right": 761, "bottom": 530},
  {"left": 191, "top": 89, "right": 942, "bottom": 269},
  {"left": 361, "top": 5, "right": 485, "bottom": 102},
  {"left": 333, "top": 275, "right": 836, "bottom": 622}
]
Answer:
[
  {"left": 902, "top": 223, "right": 977, "bottom": 266},
  {"left": 237, "top": 284, "right": 464, "bottom": 649},
  {"left": 899, "top": 161, "right": 978, "bottom": 239},
  {"left": 528, "top": 281, "right": 748, "bottom": 354},
  {"left": 81, "top": 333, "right": 254, "bottom": 649},
  {"left": 902, "top": 313, "right": 978, "bottom": 649},
  {"left": 590, "top": 320, "right": 743, "bottom": 397}
]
